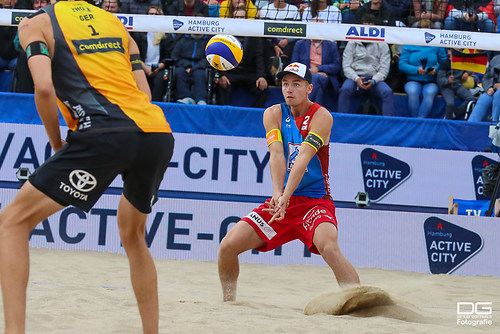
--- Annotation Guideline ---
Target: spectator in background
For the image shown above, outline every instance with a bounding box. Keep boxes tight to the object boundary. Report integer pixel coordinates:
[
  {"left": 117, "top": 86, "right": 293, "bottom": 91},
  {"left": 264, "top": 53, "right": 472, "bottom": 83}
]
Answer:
[
  {"left": 468, "top": 53, "right": 500, "bottom": 122},
  {"left": 10, "top": 0, "right": 50, "bottom": 93},
  {"left": 132, "top": 6, "right": 176, "bottom": 101},
  {"left": 399, "top": 44, "right": 447, "bottom": 118},
  {"left": 258, "top": 0, "right": 300, "bottom": 19},
  {"left": 219, "top": 0, "right": 257, "bottom": 18},
  {"left": 0, "top": 0, "right": 22, "bottom": 72},
  {"left": 291, "top": 21, "right": 341, "bottom": 108},
  {"left": 121, "top": 0, "right": 162, "bottom": 13},
  {"left": 335, "top": 0, "right": 366, "bottom": 24},
  {"left": 444, "top": 0, "right": 496, "bottom": 33},
  {"left": 495, "top": 0, "right": 500, "bottom": 32},
  {"left": 259, "top": 0, "right": 301, "bottom": 85},
  {"left": 355, "top": 0, "right": 394, "bottom": 26},
  {"left": 302, "top": 0, "right": 342, "bottom": 23},
  {"left": 101, "top": 0, "right": 121, "bottom": 12},
  {"left": 412, "top": 0, "right": 447, "bottom": 28},
  {"left": 202, "top": 0, "right": 222, "bottom": 16},
  {"left": 338, "top": 14, "right": 394, "bottom": 116},
  {"left": 217, "top": 8, "right": 269, "bottom": 107},
  {"left": 384, "top": 0, "right": 411, "bottom": 26},
  {"left": 171, "top": 34, "right": 210, "bottom": 104},
  {"left": 167, "top": 0, "right": 209, "bottom": 16},
  {"left": 437, "top": 49, "right": 476, "bottom": 120}
]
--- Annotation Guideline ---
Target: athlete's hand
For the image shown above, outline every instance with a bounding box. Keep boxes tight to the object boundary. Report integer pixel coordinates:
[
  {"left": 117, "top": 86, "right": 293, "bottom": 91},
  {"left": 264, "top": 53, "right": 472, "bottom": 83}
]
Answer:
[
  {"left": 52, "top": 139, "right": 66, "bottom": 153},
  {"left": 268, "top": 194, "right": 290, "bottom": 224},
  {"left": 263, "top": 191, "right": 282, "bottom": 216}
]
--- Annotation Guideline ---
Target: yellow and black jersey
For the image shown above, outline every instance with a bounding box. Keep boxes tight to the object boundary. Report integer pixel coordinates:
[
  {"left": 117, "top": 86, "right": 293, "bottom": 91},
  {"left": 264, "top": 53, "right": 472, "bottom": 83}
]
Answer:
[{"left": 43, "top": 1, "right": 171, "bottom": 133}]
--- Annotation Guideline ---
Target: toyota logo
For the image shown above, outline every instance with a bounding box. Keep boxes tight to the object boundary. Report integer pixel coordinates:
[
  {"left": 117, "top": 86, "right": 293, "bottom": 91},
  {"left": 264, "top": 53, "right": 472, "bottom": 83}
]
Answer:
[{"left": 69, "top": 169, "right": 97, "bottom": 192}]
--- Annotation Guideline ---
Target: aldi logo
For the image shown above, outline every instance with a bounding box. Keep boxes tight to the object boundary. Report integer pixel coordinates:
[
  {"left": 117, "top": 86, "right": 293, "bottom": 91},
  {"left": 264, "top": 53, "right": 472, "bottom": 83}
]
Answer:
[
  {"left": 471, "top": 155, "right": 497, "bottom": 200},
  {"left": 360, "top": 148, "right": 411, "bottom": 202},
  {"left": 116, "top": 15, "right": 134, "bottom": 30},
  {"left": 346, "top": 26, "right": 385, "bottom": 41},
  {"left": 424, "top": 217, "right": 483, "bottom": 274}
]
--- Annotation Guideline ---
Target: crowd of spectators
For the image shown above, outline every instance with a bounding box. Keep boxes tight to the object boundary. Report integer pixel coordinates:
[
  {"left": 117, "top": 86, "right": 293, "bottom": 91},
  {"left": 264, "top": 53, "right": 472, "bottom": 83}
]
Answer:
[{"left": 2, "top": 0, "right": 500, "bottom": 121}]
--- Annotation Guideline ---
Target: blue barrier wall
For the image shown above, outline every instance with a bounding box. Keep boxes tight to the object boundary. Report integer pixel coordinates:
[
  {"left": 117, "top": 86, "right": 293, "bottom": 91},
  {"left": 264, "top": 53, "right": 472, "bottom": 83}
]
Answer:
[{"left": 0, "top": 92, "right": 491, "bottom": 152}]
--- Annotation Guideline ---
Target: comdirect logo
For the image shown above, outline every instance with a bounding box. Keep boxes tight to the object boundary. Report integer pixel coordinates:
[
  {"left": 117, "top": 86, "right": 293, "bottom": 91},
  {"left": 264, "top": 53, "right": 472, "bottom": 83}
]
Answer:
[
  {"left": 264, "top": 22, "right": 306, "bottom": 37},
  {"left": 346, "top": 26, "right": 385, "bottom": 41},
  {"left": 173, "top": 19, "right": 184, "bottom": 31},
  {"left": 360, "top": 148, "right": 411, "bottom": 202},
  {"left": 425, "top": 32, "right": 436, "bottom": 43},
  {"left": 116, "top": 15, "right": 134, "bottom": 30},
  {"left": 72, "top": 38, "right": 124, "bottom": 55},
  {"left": 457, "top": 302, "right": 493, "bottom": 327},
  {"left": 423, "top": 217, "right": 483, "bottom": 274},
  {"left": 471, "top": 155, "right": 497, "bottom": 200},
  {"left": 11, "top": 11, "right": 29, "bottom": 25}
]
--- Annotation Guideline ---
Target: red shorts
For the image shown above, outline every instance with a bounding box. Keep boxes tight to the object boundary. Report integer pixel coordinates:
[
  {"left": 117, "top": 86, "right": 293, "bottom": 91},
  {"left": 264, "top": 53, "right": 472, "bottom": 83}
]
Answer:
[{"left": 241, "top": 196, "right": 338, "bottom": 255}]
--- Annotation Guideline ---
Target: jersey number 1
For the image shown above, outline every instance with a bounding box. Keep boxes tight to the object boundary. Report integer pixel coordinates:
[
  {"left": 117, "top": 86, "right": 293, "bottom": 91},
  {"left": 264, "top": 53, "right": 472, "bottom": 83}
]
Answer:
[{"left": 88, "top": 25, "right": 99, "bottom": 36}]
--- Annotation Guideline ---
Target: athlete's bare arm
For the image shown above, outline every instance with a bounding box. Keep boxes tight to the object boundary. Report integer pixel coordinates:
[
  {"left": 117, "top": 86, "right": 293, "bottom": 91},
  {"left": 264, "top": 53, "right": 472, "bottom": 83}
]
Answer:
[
  {"left": 263, "top": 104, "right": 286, "bottom": 210},
  {"left": 128, "top": 32, "right": 152, "bottom": 100},
  {"left": 272, "top": 107, "right": 333, "bottom": 221},
  {"left": 18, "top": 14, "right": 64, "bottom": 152}
]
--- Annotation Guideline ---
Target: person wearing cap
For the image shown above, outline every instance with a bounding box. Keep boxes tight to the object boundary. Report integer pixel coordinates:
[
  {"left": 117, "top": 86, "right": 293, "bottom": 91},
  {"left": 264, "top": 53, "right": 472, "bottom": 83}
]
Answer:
[{"left": 218, "top": 62, "right": 360, "bottom": 302}]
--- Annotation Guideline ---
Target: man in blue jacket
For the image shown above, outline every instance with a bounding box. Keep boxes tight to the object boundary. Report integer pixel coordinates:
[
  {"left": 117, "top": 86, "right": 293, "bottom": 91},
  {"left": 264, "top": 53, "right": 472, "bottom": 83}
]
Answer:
[{"left": 291, "top": 24, "right": 340, "bottom": 110}]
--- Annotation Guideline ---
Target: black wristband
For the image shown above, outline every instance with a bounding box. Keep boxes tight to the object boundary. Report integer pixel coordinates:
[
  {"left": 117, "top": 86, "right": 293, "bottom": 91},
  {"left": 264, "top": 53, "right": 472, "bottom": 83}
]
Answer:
[{"left": 130, "top": 54, "right": 143, "bottom": 71}]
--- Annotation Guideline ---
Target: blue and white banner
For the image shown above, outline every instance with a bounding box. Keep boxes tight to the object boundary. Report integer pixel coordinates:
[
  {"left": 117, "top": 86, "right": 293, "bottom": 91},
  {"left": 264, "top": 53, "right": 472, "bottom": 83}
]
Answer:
[
  {"left": 1, "top": 123, "right": 498, "bottom": 209},
  {"left": 1, "top": 123, "right": 500, "bottom": 276},
  {"left": 1, "top": 10, "right": 499, "bottom": 51},
  {"left": 0, "top": 189, "right": 496, "bottom": 276}
]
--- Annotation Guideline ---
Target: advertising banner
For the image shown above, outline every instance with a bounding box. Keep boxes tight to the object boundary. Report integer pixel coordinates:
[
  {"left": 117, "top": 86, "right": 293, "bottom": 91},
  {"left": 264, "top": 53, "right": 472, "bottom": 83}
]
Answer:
[
  {"left": 1, "top": 189, "right": 498, "bottom": 276},
  {"left": 1, "top": 10, "right": 500, "bottom": 51},
  {"left": 1, "top": 123, "right": 498, "bottom": 210}
]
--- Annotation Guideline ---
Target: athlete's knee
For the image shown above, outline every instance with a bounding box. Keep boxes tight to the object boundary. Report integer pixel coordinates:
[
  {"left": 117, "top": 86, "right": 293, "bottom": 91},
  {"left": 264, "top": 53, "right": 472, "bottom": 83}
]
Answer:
[
  {"left": 119, "top": 225, "right": 146, "bottom": 249},
  {"left": 317, "top": 241, "right": 342, "bottom": 260},
  {"left": 218, "top": 235, "right": 239, "bottom": 257}
]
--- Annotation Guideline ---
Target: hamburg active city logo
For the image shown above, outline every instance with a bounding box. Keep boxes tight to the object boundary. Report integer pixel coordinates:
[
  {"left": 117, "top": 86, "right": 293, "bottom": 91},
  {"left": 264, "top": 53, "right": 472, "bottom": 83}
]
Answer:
[
  {"left": 173, "top": 19, "right": 184, "bottom": 31},
  {"left": 423, "top": 217, "right": 483, "bottom": 274},
  {"left": 425, "top": 32, "right": 436, "bottom": 43},
  {"left": 360, "top": 148, "right": 411, "bottom": 202},
  {"left": 471, "top": 155, "right": 497, "bottom": 200}
]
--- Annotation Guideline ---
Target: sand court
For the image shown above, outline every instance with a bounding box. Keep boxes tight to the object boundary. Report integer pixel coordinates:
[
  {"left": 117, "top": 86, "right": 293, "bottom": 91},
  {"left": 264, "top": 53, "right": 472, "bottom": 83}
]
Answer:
[{"left": 1, "top": 247, "right": 498, "bottom": 333}]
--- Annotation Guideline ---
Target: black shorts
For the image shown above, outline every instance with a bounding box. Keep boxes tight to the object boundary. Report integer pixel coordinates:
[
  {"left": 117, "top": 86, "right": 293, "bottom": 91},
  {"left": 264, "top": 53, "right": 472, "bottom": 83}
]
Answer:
[{"left": 29, "top": 130, "right": 174, "bottom": 213}]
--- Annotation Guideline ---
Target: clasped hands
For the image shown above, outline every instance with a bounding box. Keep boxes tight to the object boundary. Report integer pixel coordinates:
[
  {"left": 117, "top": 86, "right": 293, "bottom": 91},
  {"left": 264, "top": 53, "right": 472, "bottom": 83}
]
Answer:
[{"left": 263, "top": 192, "right": 290, "bottom": 224}]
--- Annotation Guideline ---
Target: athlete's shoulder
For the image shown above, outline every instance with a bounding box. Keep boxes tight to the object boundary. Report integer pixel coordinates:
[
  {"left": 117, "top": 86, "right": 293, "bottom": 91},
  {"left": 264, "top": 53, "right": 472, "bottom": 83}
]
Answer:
[
  {"left": 310, "top": 106, "right": 333, "bottom": 127},
  {"left": 264, "top": 103, "right": 284, "bottom": 117},
  {"left": 18, "top": 7, "right": 51, "bottom": 43},
  {"left": 313, "top": 105, "right": 332, "bottom": 118},
  {"left": 20, "top": 6, "right": 49, "bottom": 27}
]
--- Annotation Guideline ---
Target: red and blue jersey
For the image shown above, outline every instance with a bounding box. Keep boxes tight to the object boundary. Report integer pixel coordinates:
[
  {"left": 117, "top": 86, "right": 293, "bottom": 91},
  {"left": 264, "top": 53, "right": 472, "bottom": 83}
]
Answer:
[{"left": 280, "top": 102, "right": 331, "bottom": 199}]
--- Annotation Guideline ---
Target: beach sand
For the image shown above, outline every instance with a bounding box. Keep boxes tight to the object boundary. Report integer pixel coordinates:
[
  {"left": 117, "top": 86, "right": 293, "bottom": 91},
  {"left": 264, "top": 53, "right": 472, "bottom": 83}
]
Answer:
[{"left": 1, "top": 247, "right": 498, "bottom": 333}]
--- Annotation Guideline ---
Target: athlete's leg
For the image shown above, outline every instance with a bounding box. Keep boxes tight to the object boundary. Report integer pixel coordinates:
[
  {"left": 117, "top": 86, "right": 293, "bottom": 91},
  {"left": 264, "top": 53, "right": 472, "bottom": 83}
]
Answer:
[
  {"left": 218, "top": 221, "right": 266, "bottom": 302},
  {"left": 312, "top": 222, "right": 360, "bottom": 287},
  {"left": 117, "top": 195, "right": 158, "bottom": 334},
  {"left": 0, "top": 182, "right": 64, "bottom": 334}
]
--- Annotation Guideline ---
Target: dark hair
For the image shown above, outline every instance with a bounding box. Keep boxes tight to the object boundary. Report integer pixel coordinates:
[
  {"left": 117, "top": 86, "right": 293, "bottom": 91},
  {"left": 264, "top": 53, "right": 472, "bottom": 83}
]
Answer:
[
  {"left": 100, "top": 0, "right": 122, "bottom": 8},
  {"left": 360, "top": 13, "right": 376, "bottom": 25},
  {"left": 310, "top": 0, "right": 333, "bottom": 19},
  {"left": 228, "top": 0, "right": 248, "bottom": 18}
]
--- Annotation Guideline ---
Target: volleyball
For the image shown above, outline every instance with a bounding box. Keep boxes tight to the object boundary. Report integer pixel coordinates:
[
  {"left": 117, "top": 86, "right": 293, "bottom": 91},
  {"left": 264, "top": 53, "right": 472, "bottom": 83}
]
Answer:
[{"left": 205, "top": 34, "right": 243, "bottom": 71}]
